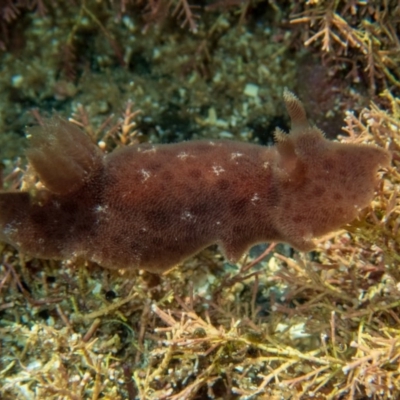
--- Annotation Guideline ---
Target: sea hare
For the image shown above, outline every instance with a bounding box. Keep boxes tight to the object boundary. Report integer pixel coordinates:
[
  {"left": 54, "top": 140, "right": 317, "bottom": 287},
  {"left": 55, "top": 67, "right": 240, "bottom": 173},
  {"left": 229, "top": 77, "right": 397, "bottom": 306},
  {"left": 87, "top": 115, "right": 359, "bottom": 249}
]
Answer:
[{"left": 0, "top": 90, "right": 390, "bottom": 272}]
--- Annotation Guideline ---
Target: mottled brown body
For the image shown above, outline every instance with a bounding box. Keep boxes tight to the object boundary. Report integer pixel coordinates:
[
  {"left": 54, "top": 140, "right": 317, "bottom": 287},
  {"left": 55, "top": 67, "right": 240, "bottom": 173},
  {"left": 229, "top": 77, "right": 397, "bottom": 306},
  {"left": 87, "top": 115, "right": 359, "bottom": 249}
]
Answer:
[{"left": 0, "top": 90, "right": 390, "bottom": 272}]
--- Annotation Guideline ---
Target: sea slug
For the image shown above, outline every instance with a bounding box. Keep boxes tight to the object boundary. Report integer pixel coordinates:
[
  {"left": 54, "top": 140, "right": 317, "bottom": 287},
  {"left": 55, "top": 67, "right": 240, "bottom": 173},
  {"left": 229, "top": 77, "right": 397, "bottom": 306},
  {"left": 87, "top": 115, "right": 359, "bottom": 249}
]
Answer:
[{"left": 0, "top": 90, "right": 390, "bottom": 272}]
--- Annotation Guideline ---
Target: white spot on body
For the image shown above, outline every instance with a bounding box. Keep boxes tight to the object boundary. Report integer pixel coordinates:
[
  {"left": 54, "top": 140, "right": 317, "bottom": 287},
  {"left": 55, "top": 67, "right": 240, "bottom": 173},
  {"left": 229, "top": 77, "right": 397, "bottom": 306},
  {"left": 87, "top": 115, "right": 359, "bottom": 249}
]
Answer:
[
  {"left": 3, "top": 223, "right": 18, "bottom": 237},
  {"left": 181, "top": 210, "right": 196, "bottom": 222},
  {"left": 140, "top": 169, "right": 151, "bottom": 182},
  {"left": 212, "top": 165, "right": 225, "bottom": 176},
  {"left": 177, "top": 151, "right": 190, "bottom": 160},
  {"left": 142, "top": 146, "right": 157, "bottom": 154},
  {"left": 230, "top": 152, "right": 243, "bottom": 160},
  {"left": 94, "top": 205, "right": 108, "bottom": 213},
  {"left": 251, "top": 193, "right": 260, "bottom": 205}
]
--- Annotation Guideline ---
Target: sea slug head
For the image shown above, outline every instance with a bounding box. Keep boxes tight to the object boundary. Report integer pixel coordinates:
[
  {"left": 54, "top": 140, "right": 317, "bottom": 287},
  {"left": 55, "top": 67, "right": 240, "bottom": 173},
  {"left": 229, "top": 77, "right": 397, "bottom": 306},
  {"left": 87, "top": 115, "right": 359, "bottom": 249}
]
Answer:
[
  {"left": 317, "top": 140, "right": 391, "bottom": 209},
  {"left": 272, "top": 89, "right": 391, "bottom": 248}
]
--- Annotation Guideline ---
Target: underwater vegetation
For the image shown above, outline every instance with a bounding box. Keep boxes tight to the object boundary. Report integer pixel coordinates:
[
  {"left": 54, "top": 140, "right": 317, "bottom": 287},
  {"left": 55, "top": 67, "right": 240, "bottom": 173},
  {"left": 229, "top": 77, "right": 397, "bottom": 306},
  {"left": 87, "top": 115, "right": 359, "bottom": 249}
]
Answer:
[{"left": 0, "top": 1, "right": 399, "bottom": 399}]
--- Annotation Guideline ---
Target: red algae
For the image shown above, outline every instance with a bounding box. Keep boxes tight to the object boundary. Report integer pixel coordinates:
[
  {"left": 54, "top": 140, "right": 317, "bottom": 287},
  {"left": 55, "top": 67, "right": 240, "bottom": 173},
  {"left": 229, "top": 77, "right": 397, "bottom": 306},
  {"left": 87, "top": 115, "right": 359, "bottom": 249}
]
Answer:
[{"left": 0, "top": 90, "right": 390, "bottom": 272}]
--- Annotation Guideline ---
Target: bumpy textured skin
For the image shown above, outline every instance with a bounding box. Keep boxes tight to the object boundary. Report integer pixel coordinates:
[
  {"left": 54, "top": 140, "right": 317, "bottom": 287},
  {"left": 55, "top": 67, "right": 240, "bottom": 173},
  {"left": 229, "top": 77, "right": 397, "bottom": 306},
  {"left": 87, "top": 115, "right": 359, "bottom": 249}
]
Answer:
[{"left": 0, "top": 90, "right": 391, "bottom": 272}]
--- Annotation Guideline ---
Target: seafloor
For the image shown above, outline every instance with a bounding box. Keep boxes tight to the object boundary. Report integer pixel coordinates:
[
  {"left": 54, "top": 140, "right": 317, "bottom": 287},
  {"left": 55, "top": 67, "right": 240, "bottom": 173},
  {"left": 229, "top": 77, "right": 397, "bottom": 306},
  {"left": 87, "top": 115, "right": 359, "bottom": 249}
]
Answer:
[{"left": 0, "top": 1, "right": 399, "bottom": 399}]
